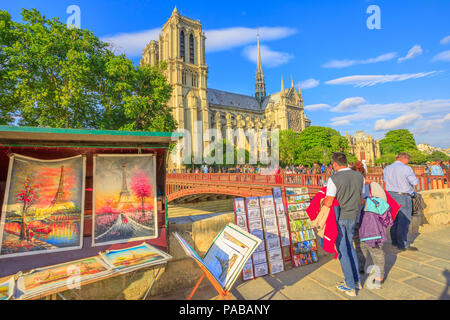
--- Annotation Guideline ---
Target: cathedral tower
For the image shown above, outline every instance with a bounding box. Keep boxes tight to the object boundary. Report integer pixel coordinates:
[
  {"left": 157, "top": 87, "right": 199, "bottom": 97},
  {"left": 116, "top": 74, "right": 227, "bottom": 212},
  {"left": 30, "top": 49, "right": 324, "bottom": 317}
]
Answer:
[{"left": 255, "top": 34, "right": 266, "bottom": 105}]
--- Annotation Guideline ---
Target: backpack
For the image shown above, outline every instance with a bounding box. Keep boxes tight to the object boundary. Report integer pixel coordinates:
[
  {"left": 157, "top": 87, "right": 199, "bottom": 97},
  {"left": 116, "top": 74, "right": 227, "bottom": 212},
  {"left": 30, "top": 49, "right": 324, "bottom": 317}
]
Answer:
[{"left": 364, "top": 184, "right": 389, "bottom": 215}]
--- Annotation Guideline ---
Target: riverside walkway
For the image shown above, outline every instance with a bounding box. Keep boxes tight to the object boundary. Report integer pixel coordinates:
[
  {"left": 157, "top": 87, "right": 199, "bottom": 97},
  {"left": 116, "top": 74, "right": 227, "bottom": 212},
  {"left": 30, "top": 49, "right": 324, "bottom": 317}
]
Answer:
[{"left": 153, "top": 224, "right": 450, "bottom": 300}]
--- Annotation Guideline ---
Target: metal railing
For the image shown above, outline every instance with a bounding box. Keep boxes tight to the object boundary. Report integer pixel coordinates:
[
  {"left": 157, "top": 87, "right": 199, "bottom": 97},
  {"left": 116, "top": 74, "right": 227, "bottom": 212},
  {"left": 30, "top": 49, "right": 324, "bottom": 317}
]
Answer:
[{"left": 166, "top": 172, "right": 449, "bottom": 192}]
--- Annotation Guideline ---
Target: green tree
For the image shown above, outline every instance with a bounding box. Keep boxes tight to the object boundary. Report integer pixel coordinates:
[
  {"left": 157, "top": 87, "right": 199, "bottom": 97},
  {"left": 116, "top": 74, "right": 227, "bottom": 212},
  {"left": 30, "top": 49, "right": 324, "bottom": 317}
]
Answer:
[
  {"left": 292, "top": 126, "right": 354, "bottom": 166},
  {"left": 379, "top": 129, "right": 417, "bottom": 154},
  {"left": 427, "top": 150, "right": 450, "bottom": 162},
  {"left": 279, "top": 129, "right": 301, "bottom": 166},
  {"left": 0, "top": 8, "right": 175, "bottom": 132}
]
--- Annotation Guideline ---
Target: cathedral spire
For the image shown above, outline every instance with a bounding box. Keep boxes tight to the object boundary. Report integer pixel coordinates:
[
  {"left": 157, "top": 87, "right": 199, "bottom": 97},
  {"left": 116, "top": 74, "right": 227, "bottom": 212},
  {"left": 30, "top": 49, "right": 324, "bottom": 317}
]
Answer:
[
  {"left": 255, "top": 33, "right": 266, "bottom": 104},
  {"left": 172, "top": 6, "right": 179, "bottom": 15},
  {"left": 291, "top": 76, "right": 294, "bottom": 88},
  {"left": 280, "top": 76, "right": 285, "bottom": 97}
]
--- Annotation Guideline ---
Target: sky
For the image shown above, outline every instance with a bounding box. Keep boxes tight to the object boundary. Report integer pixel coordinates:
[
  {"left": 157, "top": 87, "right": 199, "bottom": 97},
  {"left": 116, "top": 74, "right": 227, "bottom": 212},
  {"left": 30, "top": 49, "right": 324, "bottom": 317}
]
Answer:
[{"left": 2, "top": 0, "right": 450, "bottom": 148}]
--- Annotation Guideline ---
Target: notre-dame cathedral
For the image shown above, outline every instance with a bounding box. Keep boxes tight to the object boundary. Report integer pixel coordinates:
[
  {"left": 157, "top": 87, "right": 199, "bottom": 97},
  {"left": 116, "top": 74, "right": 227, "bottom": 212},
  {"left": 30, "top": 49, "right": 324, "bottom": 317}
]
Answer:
[{"left": 140, "top": 7, "right": 311, "bottom": 167}]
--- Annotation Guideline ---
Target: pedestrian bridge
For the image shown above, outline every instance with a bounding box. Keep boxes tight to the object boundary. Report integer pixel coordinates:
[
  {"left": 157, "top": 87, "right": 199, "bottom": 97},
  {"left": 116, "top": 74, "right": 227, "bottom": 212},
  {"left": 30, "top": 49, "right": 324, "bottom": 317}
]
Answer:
[{"left": 165, "top": 172, "right": 447, "bottom": 203}]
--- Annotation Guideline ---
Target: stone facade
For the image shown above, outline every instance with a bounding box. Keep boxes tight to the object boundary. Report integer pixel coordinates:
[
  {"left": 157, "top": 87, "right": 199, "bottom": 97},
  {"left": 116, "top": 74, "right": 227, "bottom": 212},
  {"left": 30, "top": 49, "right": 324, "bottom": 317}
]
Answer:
[
  {"left": 346, "top": 130, "right": 381, "bottom": 166},
  {"left": 140, "top": 7, "right": 311, "bottom": 168}
]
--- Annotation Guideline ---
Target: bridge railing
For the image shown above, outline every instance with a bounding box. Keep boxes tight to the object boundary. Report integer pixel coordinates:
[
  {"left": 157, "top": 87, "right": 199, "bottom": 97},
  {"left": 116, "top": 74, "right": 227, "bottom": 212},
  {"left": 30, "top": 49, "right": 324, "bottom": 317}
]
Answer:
[{"left": 166, "top": 172, "right": 449, "bottom": 192}]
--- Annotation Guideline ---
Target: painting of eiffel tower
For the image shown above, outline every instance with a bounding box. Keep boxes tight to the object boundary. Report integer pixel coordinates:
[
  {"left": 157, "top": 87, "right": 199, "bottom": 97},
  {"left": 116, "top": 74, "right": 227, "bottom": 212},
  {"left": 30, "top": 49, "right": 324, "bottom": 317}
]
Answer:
[
  {"left": 50, "top": 165, "right": 67, "bottom": 206},
  {"left": 117, "top": 164, "right": 133, "bottom": 210}
]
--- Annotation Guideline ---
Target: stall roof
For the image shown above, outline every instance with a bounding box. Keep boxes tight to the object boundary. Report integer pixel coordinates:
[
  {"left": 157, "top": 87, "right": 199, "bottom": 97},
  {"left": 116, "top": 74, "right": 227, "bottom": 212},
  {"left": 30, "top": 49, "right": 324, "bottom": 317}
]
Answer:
[{"left": 0, "top": 125, "right": 183, "bottom": 148}]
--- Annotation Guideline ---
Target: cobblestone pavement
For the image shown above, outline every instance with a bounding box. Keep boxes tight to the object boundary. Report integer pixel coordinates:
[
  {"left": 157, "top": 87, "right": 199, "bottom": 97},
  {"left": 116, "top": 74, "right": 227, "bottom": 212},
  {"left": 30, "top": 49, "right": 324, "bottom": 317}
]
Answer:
[{"left": 152, "top": 225, "right": 450, "bottom": 300}]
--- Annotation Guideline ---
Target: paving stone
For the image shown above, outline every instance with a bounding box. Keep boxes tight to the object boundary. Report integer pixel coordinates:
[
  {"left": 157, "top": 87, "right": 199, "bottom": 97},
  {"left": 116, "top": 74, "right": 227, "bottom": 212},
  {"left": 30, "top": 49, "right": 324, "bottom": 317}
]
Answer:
[
  {"left": 425, "top": 259, "right": 450, "bottom": 271},
  {"left": 307, "top": 266, "right": 344, "bottom": 288},
  {"left": 372, "top": 279, "right": 430, "bottom": 300},
  {"left": 385, "top": 266, "right": 415, "bottom": 281},
  {"left": 394, "top": 257, "right": 447, "bottom": 285},
  {"left": 280, "top": 277, "right": 345, "bottom": 300},
  {"left": 403, "top": 276, "right": 447, "bottom": 297},
  {"left": 233, "top": 276, "right": 282, "bottom": 300},
  {"left": 397, "top": 250, "right": 436, "bottom": 263},
  {"left": 412, "top": 240, "right": 450, "bottom": 260}
]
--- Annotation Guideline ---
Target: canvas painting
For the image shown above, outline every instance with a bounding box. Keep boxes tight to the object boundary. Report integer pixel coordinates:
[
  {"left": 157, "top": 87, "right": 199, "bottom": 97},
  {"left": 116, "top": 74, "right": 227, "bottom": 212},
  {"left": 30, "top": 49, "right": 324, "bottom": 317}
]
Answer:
[
  {"left": 254, "top": 262, "right": 268, "bottom": 277},
  {"left": 259, "top": 195, "right": 274, "bottom": 207},
  {"left": 99, "top": 242, "right": 171, "bottom": 272},
  {"left": 234, "top": 198, "right": 245, "bottom": 214},
  {"left": 202, "top": 224, "right": 261, "bottom": 290},
  {"left": 252, "top": 250, "right": 267, "bottom": 265},
  {"left": 92, "top": 154, "right": 158, "bottom": 246},
  {"left": 247, "top": 208, "right": 261, "bottom": 220},
  {"left": 246, "top": 197, "right": 260, "bottom": 209},
  {"left": 0, "top": 154, "right": 85, "bottom": 258},
  {"left": 17, "top": 256, "right": 112, "bottom": 298},
  {"left": 0, "top": 277, "right": 14, "bottom": 300},
  {"left": 242, "top": 259, "right": 254, "bottom": 281},
  {"left": 269, "top": 259, "right": 284, "bottom": 274},
  {"left": 236, "top": 215, "right": 248, "bottom": 230},
  {"left": 272, "top": 187, "right": 282, "bottom": 200},
  {"left": 275, "top": 203, "right": 285, "bottom": 215},
  {"left": 278, "top": 217, "right": 288, "bottom": 231},
  {"left": 248, "top": 219, "right": 262, "bottom": 231},
  {"left": 280, "top": 231, "right": 291, "bottom": 247},
  {"left": 268, "top": 248, "right": 283, "bottom": 262},
  {"left": 267, "top": 237, "right": 280, "bottom": 250},
  {"left": 262, "top": 207, "right": 275, "bottom": 218},
  {"left": 263, "top": 217, "right": 277, "bottom": 229}
]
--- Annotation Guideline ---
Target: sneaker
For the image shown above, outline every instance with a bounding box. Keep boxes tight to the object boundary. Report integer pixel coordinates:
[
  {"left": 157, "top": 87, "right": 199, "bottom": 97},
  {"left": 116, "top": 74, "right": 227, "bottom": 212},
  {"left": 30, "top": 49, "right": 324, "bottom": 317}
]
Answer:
[
  {"left": 336, "top": 284, "right": 357, "bottom": 297},
  {"left": 336, "top": 280, "right": 362, "bottom": 290}
]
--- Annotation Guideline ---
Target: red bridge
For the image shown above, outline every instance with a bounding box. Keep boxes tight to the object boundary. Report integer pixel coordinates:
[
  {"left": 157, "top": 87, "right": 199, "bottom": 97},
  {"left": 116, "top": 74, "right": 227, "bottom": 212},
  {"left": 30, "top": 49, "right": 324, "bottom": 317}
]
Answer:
[{"left": 165, "top": 172, "right": 447, "bottom": 203}]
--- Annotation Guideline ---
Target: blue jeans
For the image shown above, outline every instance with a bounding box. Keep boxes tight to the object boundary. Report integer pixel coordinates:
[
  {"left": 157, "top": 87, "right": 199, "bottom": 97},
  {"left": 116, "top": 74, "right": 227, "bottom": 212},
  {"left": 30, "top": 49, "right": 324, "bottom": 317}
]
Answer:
[
  {"left": 334, "top": 207, "right": 360, "bottom": 290},
  {"left": 389, "top": 192, "right": 412, "bottom": 249}
]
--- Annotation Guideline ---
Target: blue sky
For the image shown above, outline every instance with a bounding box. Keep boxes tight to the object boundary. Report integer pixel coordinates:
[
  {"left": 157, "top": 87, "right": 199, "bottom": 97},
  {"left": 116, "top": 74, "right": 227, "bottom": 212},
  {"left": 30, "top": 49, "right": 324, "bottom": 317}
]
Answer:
[{"left": 3, "top": 0, "right": 450, "bottom": 147}]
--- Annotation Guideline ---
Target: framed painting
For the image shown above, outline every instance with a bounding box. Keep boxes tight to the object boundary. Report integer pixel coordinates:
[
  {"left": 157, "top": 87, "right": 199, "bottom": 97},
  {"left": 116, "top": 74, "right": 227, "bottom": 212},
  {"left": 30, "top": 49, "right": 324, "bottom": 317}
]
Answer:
[
  {"left": 0, "top": 154, "right": 85, "bottom": 258},
  {"left": 0, "top": 277, "right": 14, "bottom": 300},
  {"left": 202, "top": 224, "right": 261, "bottom": 291},
  {"left": 16, "top": 256, "right": 112, "bottom": 299},
  {"left": 99, "top": 242, "right": 171, "bottom": 273},
  {"left": 92, "top": 154, "right": 158, "bottom": 246}
]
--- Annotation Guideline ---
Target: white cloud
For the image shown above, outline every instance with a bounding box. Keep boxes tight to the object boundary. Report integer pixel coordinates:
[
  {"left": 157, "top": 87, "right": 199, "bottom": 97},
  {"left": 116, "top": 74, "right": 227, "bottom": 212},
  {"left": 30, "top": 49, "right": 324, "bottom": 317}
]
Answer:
[
  {"left": 206, "top": 27, "right": 297, "bottom": 52},
  {"left": 322, "top": 52, "right": 397, "bottom": 68},
  {"left": 300, "top": 78, "right": 320, "bottom": 90},
  {"left": 330, "top": 119, "right": 351, "bottom": 126},
  {"left": 329, "top": 99, "right": 450, "bottom": 124},
  {"left": 413, "top": 113, "right": 450, "bottom": 133},
  {"left": 102, "top": 28, "right": 161, "bottom": 56},
  {"left": 304, "top": 103, "right": 331, "bottom": 111},
  {"left": 325, "top": 71, "right": 441, "bottom": 87},
  {"left": 331, "top": 97, "right": 367, "bottom": 112},
  {"left": 398, "top": 45, "right": 423, "bottom": 62},
  {"left": 242, "top": 45, "right": 293, "bottom": 67},
  {"left": 432, "top": 50, "right": 450, "bottom": 62},
  {"left": 440, "top": 36, "right": 450, "bottom": 45},
  {"left": 374, "top": 113, "right": 422, "bottom": 131},
  {"left": 101, "top": 26, "right": 297, "bottom": 57}
]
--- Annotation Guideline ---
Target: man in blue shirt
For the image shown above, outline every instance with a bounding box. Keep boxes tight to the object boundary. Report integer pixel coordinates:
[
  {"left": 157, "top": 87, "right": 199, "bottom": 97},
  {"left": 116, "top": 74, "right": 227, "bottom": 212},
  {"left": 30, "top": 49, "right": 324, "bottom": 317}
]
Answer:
[{"left": 383, "top": 153, "right": 419, "bottom": 251}]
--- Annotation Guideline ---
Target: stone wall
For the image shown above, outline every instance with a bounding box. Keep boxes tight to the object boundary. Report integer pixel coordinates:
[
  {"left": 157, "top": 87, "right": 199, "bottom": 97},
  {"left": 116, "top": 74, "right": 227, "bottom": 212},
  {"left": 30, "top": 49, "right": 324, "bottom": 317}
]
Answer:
[{"left": 420, "top": 188, "right": 450, "bottom": 225}]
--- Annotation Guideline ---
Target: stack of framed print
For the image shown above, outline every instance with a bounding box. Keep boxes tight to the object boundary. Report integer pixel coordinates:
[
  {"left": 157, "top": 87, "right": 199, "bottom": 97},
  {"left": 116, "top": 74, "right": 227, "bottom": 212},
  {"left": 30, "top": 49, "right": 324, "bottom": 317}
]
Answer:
[
  {"left": 0, "top": 277, "right": 15, "bottom": 300},
  {"left": 92, "top": 154, "right": 158, "bottom": 247},
  {"left": 284, "top": 187, "right": 319, "bottom": 267},
  {"left": 245, "top": 197, "right": 268, "bottom": 278},
  {"left": 173, "top": 223, "right": 261, "bottom": 293},
  {"left": 260, "top": 195, "right": 284, "bottom": 275},
  {"left": 16, "top": 257, "right": 113, "bottom": 299},
  {"left": 0, "top": 154, "right": 86, "bottom": 259},
  {"left": 99, "top": 242, "right": 172, "bottom": 274},
  {"left": 233, "top": 198, "right": 254, "bottom": 281},
  {"left": 272, "top": 187, "right": 291, "bottom": 261}
]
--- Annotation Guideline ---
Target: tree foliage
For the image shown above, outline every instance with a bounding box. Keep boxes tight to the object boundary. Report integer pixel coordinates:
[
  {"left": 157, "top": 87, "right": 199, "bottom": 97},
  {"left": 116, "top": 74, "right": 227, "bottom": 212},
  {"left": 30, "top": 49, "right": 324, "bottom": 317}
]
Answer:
[
  {"left": 379, "top": 129, "right": 417, "bottom": 154},
  {"left": 0, "top": 8, "right": 175, "bottom": 132},
  {"left": 277, "top": 127, "right": 355, "bottom": 166}
]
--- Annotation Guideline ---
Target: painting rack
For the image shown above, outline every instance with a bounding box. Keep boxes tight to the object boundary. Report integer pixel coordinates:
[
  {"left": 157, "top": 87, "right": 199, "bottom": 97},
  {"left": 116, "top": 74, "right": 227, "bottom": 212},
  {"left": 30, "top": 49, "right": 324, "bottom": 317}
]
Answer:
[
  {"left": 26, "top": 260, "right": 167, "bottom": 300},
  {"left": 187, "top": 258, "right": 231, "bottom": 300}
]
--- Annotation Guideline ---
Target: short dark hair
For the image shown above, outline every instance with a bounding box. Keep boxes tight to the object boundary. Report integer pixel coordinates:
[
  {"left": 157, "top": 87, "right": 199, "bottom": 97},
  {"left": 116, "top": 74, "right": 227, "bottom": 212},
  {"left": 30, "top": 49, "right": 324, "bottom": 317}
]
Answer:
[
  {"left": 397, "top": 152, "right": 410, "bottom": 160},
  {"left": 331, "top": 152, "right": 347, "bottom": 166}
]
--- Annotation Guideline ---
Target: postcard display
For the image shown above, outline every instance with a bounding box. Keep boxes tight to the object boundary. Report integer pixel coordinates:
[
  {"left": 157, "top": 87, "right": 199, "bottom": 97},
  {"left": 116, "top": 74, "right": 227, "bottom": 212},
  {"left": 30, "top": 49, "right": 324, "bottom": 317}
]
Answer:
[
  {"left": 234, "top": 194, "right": 286, "bottom": 280},
  {"left": 284, "top": 187, "right": 319, "bottom": 267}
]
